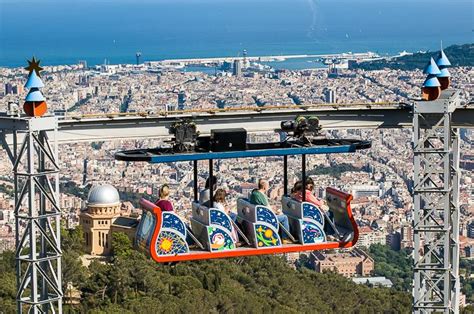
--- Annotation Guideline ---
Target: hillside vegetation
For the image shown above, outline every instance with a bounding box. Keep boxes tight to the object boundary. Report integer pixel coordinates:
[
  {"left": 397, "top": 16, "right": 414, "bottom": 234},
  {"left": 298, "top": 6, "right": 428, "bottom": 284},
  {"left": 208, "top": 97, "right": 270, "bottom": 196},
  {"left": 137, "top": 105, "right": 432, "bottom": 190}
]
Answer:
[
  {"left": 0, "top": 228, "right": 412, "bottom": 313},
  {"left": 356, "top": 43, "right": 474, "bottom": 71}
]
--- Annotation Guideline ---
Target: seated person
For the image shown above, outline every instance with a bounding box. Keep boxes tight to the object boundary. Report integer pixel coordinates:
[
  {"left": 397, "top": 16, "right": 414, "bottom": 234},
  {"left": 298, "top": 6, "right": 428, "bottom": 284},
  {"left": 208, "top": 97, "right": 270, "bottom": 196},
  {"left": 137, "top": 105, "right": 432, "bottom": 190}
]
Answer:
[
  {"left": 155, "top": 185, "right": 199, "bottom": 247},
  {"left": 215, "top": 189, "right": 239, "bottom": 242},
  {"left": 250, "top": 179, "right": 292, "bottom": 244},
  {"left": 154, "top": 184, "right": 174, "bottom": 211},
  {"left": 291, "top": 178, "right": 325, "bottom": 208},
  {"left": 212, "top": 189, "right": 237, "bottom": 221},
  {"left": 199, "top": 175, "right": 217, "bottom": 204},
  {"left": 292, "top": 179, "right": 342, "bottom": 239},
  {"left": 202, "top": 189, "right": 239, "bottom": 243},
  {"left": 202, "top": 189, "right": 238, "bottom": 222}
]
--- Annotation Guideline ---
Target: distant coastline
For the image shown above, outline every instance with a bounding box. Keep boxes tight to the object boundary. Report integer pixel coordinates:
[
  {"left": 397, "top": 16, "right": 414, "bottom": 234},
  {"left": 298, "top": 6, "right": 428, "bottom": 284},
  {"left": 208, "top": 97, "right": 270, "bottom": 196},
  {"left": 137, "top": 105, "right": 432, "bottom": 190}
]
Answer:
[
  {"left": 2, "top": 44, "right": 471, "bottom": 73},
  {"left": 0, "top": 51, "right": 394, "bottom": 72},
  {"left": 0, "top": 51, "right": 385, "bottom": 72}
]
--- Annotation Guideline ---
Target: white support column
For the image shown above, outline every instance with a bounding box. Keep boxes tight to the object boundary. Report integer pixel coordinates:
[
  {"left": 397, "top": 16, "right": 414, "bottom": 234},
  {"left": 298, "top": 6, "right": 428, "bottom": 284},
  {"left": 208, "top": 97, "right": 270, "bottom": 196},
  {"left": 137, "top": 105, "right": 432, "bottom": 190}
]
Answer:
[
  {"left": 413, "top": 90, "right": 461, "bottom": 313},
  {"left": 11, "top": 116, "right": 62, "bottom": 313}
]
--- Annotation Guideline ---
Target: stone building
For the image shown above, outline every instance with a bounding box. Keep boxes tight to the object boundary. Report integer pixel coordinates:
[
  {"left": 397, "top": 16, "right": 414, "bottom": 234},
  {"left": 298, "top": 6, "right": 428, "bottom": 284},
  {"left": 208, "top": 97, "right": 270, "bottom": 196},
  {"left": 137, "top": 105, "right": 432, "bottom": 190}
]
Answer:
[
  {"left": 80, "top": 184, "right": 138, "bottom": 256},
  {"left": 310, "top": 248, "right": 374, "bottom": 277}
]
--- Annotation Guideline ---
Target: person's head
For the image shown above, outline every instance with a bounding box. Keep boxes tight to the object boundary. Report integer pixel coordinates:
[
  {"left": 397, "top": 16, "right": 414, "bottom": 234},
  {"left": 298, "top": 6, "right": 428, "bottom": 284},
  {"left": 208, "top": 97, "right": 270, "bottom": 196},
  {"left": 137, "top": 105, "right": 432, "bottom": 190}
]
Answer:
[
  {"left": 205, "top": 176, "right": 218, "bottom": 189},
  {"left": 291, "top": 181, "right": 303, "bottom": 194},
  {"left": 159, "top": 184, "right": 170, "bottom": 199},
  {"left": 305, "top": 177, "right": 315, "bottom": 191},
  {"left": 214, "top": 189, "right": 226, "bottom": 203},
  {"left": 258, "top": 179, "right": 269, "bottom": 192}
]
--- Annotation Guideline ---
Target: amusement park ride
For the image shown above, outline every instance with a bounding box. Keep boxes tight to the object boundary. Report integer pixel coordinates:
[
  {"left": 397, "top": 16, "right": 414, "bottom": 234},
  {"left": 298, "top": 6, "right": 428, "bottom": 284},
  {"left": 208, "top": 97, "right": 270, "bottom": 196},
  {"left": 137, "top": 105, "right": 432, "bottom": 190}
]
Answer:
[
  {"left": 0, "top": 51, "right": 473, "bottom": 313},
  {"left": 115, "top": 116, "right": 371, "bottom": 262}
]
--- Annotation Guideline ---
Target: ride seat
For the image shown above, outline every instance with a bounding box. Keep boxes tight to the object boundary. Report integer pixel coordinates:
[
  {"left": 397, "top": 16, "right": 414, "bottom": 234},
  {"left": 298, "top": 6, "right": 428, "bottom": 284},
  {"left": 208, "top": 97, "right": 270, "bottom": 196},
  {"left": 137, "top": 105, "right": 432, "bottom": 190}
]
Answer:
[
  {"left": 191, "top": 202, "right": 236, "bottom": 252},
  {"left": 281, "top": 196, "right": 326, "bottom": 244},
  {"left": 236, "top": 198, "right": 282, "bottom": 248},
  {"left": 325, "top": 188, "right": 355, "bottom": 240},
  {"left": 138, "top": 198, "right": 189, "bottom": 257}
]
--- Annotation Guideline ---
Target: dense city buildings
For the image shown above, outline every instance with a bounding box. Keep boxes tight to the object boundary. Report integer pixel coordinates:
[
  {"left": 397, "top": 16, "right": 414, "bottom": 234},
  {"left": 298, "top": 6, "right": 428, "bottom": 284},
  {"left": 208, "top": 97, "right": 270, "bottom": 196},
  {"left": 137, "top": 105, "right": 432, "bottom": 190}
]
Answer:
[{"left": 0, "top": 59, "right": 472, "bottom": 280}]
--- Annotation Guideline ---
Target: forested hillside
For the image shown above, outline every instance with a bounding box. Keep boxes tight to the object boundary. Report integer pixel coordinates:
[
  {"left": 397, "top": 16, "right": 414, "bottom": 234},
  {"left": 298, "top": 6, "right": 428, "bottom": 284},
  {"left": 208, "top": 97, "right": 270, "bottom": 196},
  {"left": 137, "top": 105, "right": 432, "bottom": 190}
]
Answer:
[
  {"left": 0, "top": 228, "right": 413, "bottom": 313},
  {"left": 355, "top": 43, "right": 474, "bottom": 71}
]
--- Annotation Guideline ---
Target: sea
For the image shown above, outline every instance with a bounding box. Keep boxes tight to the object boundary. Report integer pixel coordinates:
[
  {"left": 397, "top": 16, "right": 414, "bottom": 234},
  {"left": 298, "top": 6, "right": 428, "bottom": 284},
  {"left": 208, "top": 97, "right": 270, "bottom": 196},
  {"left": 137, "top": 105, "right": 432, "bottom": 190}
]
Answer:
[{"left": 0, "top": 0, "right": 472, "bottom": 69}]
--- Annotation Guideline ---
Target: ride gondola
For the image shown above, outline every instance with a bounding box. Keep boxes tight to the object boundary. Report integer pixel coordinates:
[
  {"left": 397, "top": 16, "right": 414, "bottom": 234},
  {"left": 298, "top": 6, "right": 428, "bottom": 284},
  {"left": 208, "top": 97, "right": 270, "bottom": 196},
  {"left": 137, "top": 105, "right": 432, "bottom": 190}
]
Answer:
[{"left": 114, "top": 117, "right": 371, "bottom": 263}]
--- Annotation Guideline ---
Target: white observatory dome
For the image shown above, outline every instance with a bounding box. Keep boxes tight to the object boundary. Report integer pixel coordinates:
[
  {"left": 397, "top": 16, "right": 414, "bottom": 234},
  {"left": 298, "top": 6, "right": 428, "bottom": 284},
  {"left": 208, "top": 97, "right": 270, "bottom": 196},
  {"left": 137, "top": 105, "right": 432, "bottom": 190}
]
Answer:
[{"left": 87, "top": 184, "right": 120, "bottom": 206}]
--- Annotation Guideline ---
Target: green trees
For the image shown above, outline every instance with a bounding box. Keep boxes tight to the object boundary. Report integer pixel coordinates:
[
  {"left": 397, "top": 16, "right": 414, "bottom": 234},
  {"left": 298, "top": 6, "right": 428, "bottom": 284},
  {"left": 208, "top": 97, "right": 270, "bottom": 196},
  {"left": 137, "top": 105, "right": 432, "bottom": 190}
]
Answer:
[
  {"left": 355, "top": 43, "right": 474, "bottom": 71},
  {"left": 0, "top": 250, "right": 16, "bottom": 313},
  {"left": 111, "top": 232, "right": 133, "bottom": 258},
  {"left": 0, "top": 234, "right": 413, "bottom": 312},
  {"left": 61, "top": 226, "right": 88, "bottom": 302},
  {"left": 368, "top": 244, "right": 413, "bottom": 291},
  {"left": 460, "top": 259, "right": 474, "bottom": 304}
]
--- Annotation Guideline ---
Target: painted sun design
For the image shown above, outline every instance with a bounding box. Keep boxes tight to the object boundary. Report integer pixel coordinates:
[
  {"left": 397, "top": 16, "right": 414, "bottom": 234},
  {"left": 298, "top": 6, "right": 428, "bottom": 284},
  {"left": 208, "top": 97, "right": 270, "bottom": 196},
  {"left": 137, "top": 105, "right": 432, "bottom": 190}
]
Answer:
[
  {"left": 159, "top": 238, "right": 173, "bottom": 252},
  {"left": 156, "top": 231, "right": 188, "bottom": 255}
]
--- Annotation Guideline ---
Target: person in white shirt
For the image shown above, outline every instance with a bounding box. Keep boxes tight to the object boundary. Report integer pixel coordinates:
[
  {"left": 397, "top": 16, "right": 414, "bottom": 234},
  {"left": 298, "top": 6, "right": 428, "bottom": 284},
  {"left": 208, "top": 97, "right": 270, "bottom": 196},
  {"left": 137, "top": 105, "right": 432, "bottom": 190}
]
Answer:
[{"left": 204, "top": 188, "right": 238, "bottom": 243}]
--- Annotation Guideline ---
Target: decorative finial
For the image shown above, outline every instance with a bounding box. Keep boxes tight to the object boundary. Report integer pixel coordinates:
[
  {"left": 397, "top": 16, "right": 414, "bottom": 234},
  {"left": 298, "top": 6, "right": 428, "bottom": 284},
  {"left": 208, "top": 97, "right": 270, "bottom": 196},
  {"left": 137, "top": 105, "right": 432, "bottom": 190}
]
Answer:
[
  {"left": 421, "top": 57, "right": 441, "bottom": 101},
  {"left": 435, "top": 47, "right": 451, "bottom": 90},
  {"left": 23, "top": 57, "right": 47, "bottom": 117},
  {"left": 24, "top": 57, "right": 44, "bottom": 77}
]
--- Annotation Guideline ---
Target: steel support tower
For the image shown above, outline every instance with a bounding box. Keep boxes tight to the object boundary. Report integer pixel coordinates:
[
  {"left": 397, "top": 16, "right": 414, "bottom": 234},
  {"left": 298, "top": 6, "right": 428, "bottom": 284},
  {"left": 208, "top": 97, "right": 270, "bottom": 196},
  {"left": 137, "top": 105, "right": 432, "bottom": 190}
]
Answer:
[
  {"left": 413, "top": 90, "right": 461, "bottom": 313},
  {"left": 3, "top": 116, "right": 63, "bottom": 313}
]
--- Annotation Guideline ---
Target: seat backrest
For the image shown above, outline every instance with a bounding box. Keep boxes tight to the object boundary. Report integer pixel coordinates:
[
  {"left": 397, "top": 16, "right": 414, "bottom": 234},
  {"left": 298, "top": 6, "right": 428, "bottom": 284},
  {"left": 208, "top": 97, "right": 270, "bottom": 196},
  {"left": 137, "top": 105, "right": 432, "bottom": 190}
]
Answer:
[
  {"left": 301, "top": 202, "right": 325, "bottom": 227},
  {"left": 237, "top": 198, "right": 257, "bottom": 222},
  {"left": 282, "top": 196, "right": 325, "bottom": 227},
  {"left": 192, "top": 201, "right": 210, "bottom": 225},
  {"left": 237, "top": 198, "right": 279, "bottom": 230},
  {"left": 326, "top": 188, "right": 352, "bottom": 231},
  {"left": 281, "top": 196, "right": 303, "bottom": 218},
  {"left": 209, "top": 208, "right": 233, "bottom": 233}
]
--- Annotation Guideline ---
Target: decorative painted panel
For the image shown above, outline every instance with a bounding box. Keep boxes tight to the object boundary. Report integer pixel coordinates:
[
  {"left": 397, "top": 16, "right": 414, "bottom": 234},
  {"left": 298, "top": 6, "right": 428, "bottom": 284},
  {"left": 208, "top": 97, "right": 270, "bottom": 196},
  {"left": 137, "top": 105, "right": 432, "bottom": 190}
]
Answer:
[
  {"left": 209, "top": 209, "right": 233, "bottom": 233},
  {"left": 162, "top": 212, "right": 187, "bottom": 237},
  {"left": 254, "top": 223, "right": 281, "bottom": 247},
  {"left": 207, "top": 226, "right": 235, "bottom": 251},
  {"left": 301, "top": 221, "right": 326, "bottom": 244},
  {"left": 256, "top": 206, "right": 279, "bottom": 229},
  {"left": 155, "top": 230, "right": 188, "bottom": 256},
  {"left": 302, "top": 202, "right": 324, "bottom": 227}
]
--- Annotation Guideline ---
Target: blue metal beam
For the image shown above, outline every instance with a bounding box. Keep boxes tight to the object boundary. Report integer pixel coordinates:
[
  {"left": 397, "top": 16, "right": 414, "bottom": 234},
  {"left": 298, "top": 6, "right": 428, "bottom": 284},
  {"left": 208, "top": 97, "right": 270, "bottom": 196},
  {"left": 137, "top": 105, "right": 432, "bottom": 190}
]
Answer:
[{"left": 147, "top": 145, "right": 357, "bottom": 163}]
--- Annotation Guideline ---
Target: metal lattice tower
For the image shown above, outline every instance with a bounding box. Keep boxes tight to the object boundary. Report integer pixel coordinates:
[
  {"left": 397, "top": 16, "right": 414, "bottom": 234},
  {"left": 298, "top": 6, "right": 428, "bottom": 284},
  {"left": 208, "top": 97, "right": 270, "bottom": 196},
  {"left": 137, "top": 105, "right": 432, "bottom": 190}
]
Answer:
[
  {"left": 4, "top": 117, "right": 63, "bottom": 313},
  {"left": 413, "top": 90, "right": 461, "bottom": 313}
]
